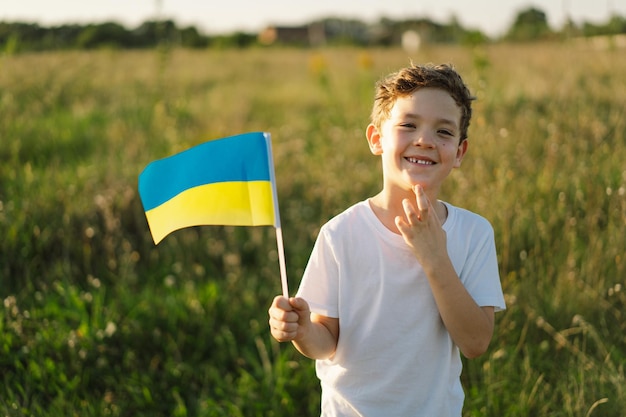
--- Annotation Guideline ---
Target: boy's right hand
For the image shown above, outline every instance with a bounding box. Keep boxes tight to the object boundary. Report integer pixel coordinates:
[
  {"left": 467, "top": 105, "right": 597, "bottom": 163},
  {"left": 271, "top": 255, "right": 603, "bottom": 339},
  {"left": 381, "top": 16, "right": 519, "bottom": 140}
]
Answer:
[{"left": 268, "top": 296, "right": 311, "bottom": 342}]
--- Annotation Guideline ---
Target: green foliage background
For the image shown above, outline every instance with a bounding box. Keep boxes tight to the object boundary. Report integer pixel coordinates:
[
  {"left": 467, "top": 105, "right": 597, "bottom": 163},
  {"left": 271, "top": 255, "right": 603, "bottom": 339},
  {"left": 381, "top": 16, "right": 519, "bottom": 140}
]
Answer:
[{"left": 1, "top": 43, "right": 625, "bottom": 416}]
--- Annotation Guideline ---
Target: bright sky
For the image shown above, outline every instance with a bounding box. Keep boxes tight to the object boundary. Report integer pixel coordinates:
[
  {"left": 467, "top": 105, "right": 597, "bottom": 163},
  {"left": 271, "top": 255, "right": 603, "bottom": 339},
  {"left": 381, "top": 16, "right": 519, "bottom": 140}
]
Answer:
[{"left": 1, "top": 0, "right": 623, "bottom": 37}]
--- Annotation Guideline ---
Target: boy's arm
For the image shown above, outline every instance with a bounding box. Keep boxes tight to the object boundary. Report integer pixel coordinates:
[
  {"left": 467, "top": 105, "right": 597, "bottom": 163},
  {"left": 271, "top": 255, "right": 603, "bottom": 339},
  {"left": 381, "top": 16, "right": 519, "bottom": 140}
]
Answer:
[
  {"left": 292, "top": 312, "right": 339, "bottom": 360},
  {"left": 421, "top": 258, "right": 495, "bottom": 358},
  {"left": 269, "top": 296, "right": 339, "bottom": 360},
  {"left": 396, "top": 186, "right": 495, "bottom": 359}
]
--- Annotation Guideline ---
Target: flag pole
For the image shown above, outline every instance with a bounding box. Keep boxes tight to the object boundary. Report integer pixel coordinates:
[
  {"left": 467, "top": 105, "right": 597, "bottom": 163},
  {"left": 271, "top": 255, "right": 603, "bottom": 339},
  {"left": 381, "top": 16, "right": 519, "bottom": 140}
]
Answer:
[
  {"left": 275, "top": 226, "right": 289, "bottom": 298},
  {"left": 264, "top": 133, "right": 289, "bottom": 298}
]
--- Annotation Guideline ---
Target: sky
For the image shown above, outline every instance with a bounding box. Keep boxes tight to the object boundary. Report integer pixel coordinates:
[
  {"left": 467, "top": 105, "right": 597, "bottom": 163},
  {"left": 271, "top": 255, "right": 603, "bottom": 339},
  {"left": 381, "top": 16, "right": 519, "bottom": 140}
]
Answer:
[{"left": 1, "top": 0, "right": 623, "bottom": 37}]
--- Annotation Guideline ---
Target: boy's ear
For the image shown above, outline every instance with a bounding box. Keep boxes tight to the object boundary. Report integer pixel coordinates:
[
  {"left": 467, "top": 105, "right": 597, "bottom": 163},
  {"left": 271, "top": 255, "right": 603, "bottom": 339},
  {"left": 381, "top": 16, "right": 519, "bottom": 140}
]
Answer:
[
  {"left": 454, "top": 139, "right": 469, "bottom": 168},
  {"left": 366, "top": 124, "right": 383, "bottom": 155}
]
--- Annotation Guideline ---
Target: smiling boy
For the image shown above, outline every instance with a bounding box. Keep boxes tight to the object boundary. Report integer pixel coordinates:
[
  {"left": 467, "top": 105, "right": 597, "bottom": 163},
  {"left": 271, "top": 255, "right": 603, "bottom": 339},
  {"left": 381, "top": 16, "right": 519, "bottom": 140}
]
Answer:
[{"left": 269, "top": 63, "right": 506, "bottom": 416}]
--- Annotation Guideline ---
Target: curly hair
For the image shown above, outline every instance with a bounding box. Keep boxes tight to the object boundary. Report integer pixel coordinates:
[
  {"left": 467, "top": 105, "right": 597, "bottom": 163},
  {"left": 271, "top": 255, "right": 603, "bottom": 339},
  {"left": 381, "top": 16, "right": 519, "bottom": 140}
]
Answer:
[{"left": 370, "top": 63, "right": 475, "bottom": 142}]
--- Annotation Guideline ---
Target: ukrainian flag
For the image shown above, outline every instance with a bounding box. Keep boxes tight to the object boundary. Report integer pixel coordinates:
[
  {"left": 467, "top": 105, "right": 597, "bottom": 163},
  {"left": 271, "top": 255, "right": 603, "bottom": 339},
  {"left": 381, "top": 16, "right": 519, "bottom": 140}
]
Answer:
[{"left": 138, "top": 132, "right": 278, "bottom": 244}]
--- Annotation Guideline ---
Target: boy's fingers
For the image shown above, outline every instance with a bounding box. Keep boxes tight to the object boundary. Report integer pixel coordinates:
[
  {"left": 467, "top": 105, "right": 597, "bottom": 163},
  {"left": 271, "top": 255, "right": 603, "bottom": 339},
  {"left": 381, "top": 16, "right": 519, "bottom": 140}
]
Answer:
[
  {"left": 395, "top": 215, "right": 406, "bottom": 230},
  {"left": 272, "top": 295, "right": 292, "bottom": 310},
  {"left": 289, "top": 297, "right": 310, "bottom": 314},
  {"left": 401, "top": 198, "right": 419, "bottom": 224},
  {"left": 269, "top": 306, "right": 299, "bottom": 341},
  {"left": 414, "top": 185, "right": 429, "bottom": 218},
  {"left": 269, "top": 296, "right": 296, "bottom": 323},
  {"left": 270, "top": 322, "right": 298, "bottom": 342}
]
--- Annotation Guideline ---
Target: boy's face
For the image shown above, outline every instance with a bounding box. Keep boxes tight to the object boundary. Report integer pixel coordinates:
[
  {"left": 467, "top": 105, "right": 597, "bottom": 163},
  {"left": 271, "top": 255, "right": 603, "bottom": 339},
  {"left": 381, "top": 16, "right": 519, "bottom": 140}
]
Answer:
[{"left": 367, "top": 87, "right": 468, "bottom": 197}]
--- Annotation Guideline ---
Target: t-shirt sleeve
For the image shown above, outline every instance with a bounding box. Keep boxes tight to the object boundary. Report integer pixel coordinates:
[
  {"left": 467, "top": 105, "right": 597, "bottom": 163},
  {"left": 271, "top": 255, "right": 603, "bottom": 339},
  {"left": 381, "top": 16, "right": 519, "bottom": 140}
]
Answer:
[
  {"left": 457, "top": 220, "right": 506, "bottom": 312},
  {"left": 296, "top": 226, "right": 340, "bottom": 318}
]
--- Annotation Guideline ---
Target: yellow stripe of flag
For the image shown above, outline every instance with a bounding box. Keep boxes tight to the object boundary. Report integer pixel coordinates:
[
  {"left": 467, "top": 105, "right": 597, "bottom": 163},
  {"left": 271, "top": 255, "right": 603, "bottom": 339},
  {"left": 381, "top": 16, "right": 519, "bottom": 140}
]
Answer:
[{"left": 145, "top": 181, "right": 275, "bottom": 244}]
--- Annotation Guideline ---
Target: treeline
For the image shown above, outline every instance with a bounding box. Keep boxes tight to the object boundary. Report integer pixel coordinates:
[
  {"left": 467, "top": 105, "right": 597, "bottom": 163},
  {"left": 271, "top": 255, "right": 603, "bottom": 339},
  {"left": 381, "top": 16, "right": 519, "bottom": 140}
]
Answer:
[
  {"left": 0, "top": 20, "right": 227, "bottom": 52},
  {"left": 1, "top": 7, "right": 625, "bottom": 53},
  {"left": 0, "top": 18, "right": 477, "bottom": 52},
  {"left": 504, "top": 7, "right": 626, "bottom": 41}
]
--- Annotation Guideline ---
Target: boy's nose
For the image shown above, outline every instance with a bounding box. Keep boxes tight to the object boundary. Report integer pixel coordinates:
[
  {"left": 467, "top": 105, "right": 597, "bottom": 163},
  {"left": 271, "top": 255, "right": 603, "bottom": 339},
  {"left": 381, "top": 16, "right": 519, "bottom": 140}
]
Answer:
[{"left": 413, "top": 130, "right": 436, "bottom": 147}]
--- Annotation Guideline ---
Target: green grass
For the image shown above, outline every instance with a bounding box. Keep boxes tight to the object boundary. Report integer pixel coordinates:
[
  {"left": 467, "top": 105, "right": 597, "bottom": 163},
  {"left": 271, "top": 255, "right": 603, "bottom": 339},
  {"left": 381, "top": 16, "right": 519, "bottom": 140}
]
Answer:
[{"left": 1, "top": 43, "right": 625, "bottom": 416}]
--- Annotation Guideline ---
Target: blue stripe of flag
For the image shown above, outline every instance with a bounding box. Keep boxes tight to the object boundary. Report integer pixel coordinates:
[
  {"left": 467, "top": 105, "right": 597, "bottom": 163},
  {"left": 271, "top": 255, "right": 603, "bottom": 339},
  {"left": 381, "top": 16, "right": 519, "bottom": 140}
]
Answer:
[{"left": 138, "top": 132, "right": 271, "bottom": 211}]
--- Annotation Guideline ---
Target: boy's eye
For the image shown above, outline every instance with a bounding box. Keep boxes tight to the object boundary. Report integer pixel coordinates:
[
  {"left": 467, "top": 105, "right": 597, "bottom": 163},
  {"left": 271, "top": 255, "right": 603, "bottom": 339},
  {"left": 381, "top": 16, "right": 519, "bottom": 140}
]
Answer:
[
  {"left": 438, "top": 129, "right": 454, "bottom": 136},
  {"left": 400, "top": 123, "right": 416, "bottom": 129}
]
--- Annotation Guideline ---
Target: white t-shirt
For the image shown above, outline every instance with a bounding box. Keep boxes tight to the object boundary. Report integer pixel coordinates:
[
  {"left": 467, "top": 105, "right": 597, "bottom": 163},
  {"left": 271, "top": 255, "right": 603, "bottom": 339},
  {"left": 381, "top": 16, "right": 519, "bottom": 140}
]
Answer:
[{"left": 296, "top": 199, "right": 506, "bottom": 417}]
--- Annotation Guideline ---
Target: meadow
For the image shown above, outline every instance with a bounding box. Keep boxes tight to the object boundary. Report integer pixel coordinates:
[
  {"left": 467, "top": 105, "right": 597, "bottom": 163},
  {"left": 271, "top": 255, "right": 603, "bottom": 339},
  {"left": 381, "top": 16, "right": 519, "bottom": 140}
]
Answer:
[{"left": 0, "top": 41, "right": 625, "bottom": 416}]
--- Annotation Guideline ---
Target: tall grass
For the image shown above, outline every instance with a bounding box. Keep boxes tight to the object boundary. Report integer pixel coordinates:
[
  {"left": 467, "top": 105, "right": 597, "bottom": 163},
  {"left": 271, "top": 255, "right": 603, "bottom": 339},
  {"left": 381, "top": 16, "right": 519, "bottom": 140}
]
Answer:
[{"left": 1, "top": 43, "right": 624, "bottom": 416}]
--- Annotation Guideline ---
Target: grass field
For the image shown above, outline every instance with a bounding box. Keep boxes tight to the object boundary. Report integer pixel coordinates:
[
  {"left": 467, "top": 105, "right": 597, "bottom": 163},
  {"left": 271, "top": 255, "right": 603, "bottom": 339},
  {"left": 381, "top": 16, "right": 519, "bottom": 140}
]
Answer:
[{"left": 1, "top": 41, "right": 625, "bottom": 416}]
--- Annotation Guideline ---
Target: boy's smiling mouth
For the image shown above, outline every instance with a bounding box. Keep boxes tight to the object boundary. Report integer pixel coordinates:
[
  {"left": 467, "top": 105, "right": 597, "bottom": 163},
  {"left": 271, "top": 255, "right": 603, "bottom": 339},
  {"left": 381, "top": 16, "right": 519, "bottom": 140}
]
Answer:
[{"left": 405, "top": 156, "right": 436, "bottom": 165}]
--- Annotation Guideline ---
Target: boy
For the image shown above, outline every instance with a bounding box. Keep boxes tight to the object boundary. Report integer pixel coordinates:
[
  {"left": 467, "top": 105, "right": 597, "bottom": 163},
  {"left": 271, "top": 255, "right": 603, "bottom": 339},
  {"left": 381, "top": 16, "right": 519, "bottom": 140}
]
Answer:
[{"left": 268, "top": 63, "right": 506, "bottom": 416}]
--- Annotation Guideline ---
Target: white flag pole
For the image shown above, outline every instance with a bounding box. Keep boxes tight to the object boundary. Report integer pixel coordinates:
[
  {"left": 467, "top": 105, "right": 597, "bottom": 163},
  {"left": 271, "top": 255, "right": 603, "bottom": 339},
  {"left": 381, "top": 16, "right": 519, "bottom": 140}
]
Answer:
[
  {"left": 264, "top": 133, "right": 289, "bottom": 298},
  {"left": 275, "top": 226, "right": 289, "bottom": 298}
]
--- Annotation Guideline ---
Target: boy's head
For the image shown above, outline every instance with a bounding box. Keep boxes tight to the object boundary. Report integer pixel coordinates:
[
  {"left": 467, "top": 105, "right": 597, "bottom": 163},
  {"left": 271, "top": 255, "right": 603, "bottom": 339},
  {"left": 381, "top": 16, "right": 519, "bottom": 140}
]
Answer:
[{"left": 370, "top": 63, "right": 475, "bottom": 142}]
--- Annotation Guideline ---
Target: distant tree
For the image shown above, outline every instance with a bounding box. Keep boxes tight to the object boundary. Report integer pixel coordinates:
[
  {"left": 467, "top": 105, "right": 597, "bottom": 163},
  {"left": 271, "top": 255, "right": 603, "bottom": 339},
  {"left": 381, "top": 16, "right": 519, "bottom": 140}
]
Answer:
[
  {"left": 46, "top": 24, "right": 84, "bottom": 49},
  {"left": 76, "top": 22, "right": 130, "bottom": 49},
  {"left": 368, "top": 18, "right": 395, "bottom": 46},
  {"left": 608, "top": 14, "right": 626, "bottom": 33},
  {"left": 210, "top": 32, "right": 257, "bottom": 49},
  {"left": 462, "top": 29, "right": 490, "bottom": 46},
  {"left": 0, "top": 22, "right": 48, "bottom": 51},
  {"left": 583, "top": 14, "right": 626, "bottom": 36},
  {"left": 179, "top": 26, "right": 209, "bottom": 48},
  {"left": 132, "top": 20, "right": 179, "bottom": 48},
  {"left": 505, "top": 7, "right": 552, "bottom": 41}
]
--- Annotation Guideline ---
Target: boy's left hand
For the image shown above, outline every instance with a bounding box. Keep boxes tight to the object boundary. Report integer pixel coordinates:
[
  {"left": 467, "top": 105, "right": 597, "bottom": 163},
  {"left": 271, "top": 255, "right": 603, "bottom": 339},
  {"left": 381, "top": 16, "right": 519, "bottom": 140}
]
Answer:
[{"left": 395, "top": 185, "right": 448, "bottom": 270}]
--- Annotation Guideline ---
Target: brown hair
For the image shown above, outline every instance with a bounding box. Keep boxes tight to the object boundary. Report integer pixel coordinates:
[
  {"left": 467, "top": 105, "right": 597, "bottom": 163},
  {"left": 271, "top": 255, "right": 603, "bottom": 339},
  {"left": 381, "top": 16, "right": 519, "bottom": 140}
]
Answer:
[{"left": 370, "top": 63, "right": 475, "bottom": 141}]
